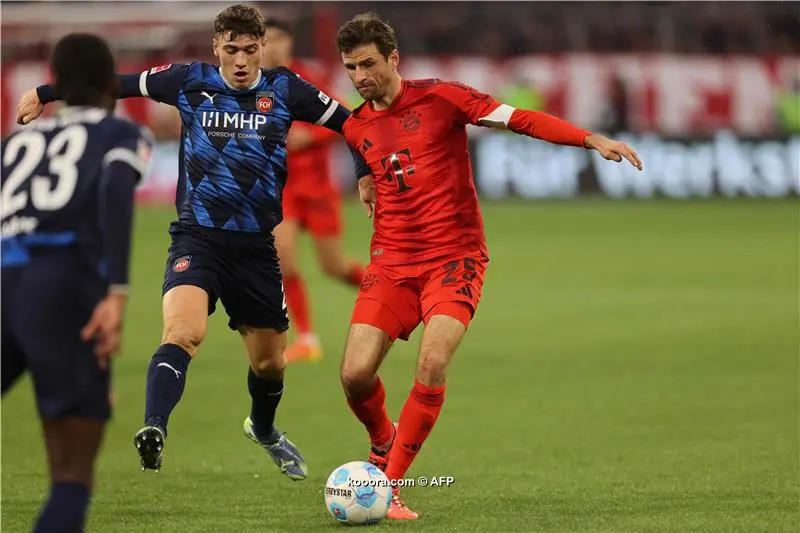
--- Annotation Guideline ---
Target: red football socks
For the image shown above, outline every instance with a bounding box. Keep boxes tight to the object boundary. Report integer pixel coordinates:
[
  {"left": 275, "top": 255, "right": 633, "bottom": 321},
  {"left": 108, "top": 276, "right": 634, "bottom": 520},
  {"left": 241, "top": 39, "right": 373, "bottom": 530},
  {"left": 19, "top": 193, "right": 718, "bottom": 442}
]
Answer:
[
  {"left": 385, "top": 380, "right": 446, "bottom": 481},
  {"left": 283, "top": 274, "right": 311, "bottom": 334},
  {"left": 346, "top": 263, "right": 366, "bottom": 288},
  {"left": 347, "top": 378, "right": 394, "bottom": 450}
]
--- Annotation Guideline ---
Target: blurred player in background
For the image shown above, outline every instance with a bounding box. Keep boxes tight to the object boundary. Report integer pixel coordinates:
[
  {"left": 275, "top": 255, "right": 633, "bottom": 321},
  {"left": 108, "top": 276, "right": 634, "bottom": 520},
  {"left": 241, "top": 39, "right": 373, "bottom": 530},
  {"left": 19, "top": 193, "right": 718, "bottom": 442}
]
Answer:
[
  {"left": 17, "top": 4, "right": 363, "bottom": 479},
  {"left": 335, "top": 12, "right": 643, "bottom": 519},
  {"left": 2, "top": 33, "right": 151, "bottom": 532},
  {"left": 263, "top": 18, "right": 366, "bottom": 363}
]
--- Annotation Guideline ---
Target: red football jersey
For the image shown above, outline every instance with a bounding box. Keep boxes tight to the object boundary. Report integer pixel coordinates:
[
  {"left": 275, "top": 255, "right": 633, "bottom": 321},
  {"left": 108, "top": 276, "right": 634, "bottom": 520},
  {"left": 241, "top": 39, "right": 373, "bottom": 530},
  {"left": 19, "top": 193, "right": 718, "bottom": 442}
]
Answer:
[{"left": 342, "top": 79, "right": 503, "bottom": 266}]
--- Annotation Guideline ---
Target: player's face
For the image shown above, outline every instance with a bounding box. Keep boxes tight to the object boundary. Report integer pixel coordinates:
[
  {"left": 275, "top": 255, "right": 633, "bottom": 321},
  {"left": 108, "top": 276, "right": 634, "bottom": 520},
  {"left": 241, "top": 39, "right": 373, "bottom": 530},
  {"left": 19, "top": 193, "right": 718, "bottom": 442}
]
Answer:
[
  {"left": 263, "top": 27, "right": 292, "bottom": 68},
  {"left": 342, "top": 43, "right": 399, "bottom": 101},
  {"left": 213, "top": 32, "right": 265, "bottom": 89}
]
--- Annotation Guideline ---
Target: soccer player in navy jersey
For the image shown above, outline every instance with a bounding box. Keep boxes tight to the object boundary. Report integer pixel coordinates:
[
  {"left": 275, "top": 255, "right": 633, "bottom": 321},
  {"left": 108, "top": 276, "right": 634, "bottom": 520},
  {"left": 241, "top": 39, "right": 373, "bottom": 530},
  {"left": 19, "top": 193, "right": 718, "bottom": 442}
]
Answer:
[
  {"left": 3, "top": 33, "right": 151, "bottom": 532},
  {"left": 17, "top": 4, "right": 366, "bottom": 478}
]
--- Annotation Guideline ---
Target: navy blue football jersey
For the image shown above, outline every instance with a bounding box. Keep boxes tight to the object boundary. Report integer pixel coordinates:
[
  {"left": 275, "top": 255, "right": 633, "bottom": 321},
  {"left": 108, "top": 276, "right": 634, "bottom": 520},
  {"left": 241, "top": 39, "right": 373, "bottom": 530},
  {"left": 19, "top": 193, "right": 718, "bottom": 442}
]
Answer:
[
  {"left": 134, "top": 62, "right": 353, "bottom": 233},
  {"left": 1, "top": 107, "right": 151, "bottom": 283}
]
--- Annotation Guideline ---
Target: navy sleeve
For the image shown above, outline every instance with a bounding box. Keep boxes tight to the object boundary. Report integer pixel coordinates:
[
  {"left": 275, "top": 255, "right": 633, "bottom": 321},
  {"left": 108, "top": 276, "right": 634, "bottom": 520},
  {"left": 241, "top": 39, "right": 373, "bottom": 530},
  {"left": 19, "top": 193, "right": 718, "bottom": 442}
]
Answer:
[
  {"left": 349, "top": 145, "right": 372, "bottom": 178},
  {"left": 138, "top": 63, "right": 190, "bottom": 106},
  {"left": 36, "top": 63, "right": 189, "bottom": 106},
  {"left": 37, "top": 74, "right": 142, "bottom": 103},
  {"left": 99, "top": 123, "right": 153, "bottom": 292},
  {"left": 286, "top": 69, "right": 350, "bottom": 133}
]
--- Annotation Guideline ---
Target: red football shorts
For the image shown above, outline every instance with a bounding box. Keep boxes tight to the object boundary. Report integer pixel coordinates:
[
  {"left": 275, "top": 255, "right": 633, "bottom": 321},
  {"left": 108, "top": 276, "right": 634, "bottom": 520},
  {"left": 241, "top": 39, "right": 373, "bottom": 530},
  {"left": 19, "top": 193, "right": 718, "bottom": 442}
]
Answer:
[
  {"left": 282, "top": 194, "right": 342, "bottom": 238},
  {"left": 350, "top": 255, "right": 488, "bottom": 341}
]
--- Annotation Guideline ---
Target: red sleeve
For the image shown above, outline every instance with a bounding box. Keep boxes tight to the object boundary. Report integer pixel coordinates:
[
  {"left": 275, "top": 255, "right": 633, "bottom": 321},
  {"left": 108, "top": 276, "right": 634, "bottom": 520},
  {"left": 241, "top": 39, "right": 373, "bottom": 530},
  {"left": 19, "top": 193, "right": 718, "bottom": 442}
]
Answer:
[
  {"left": 432, "top": 81, "right": 591, "bottom": 148},
  {"left": 507, "top": 109, "right": 591, "bottom": 148},
  {"left": 431, "top": 81, "right": 504, "bottom": 127}
]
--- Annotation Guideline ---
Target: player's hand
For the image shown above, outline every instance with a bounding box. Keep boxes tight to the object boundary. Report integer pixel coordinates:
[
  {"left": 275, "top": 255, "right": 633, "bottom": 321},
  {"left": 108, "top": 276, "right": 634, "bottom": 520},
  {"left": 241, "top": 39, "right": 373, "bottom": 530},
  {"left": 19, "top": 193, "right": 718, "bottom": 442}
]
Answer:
[
  {"left": 81, "top": 292, "right": 127, "bottom": 370},
  {"left": 584, "top": 133, "right": 643, "bottom": 170},
  {"left": 286, "top": 127, "right": 314, "bottom": 151},
  {"left": 16, "top": 89, "right": 45, "bottom": 125},
  {"left": 358, "top": 175, "right": 377, "bottom": 218}
]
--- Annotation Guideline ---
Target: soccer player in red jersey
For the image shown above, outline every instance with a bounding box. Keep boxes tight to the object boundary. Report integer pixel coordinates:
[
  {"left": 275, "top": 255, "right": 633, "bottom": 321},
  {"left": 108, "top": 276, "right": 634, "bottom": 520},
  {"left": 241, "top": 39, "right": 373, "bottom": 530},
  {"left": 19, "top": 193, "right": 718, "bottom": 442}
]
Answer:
[
  {"left": 335, "top": 13, "right": 643, "bottom": 520},
  {"left": 263, "top": 18, "right": 366, "bottom": 362}
]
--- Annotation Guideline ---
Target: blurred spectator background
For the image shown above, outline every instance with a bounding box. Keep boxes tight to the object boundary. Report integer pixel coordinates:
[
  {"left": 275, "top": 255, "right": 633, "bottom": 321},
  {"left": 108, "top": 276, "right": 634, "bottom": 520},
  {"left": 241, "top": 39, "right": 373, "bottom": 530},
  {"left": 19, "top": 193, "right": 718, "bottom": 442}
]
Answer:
[{"left": 2, "top": 1, "right": 798, "bottom": 200}]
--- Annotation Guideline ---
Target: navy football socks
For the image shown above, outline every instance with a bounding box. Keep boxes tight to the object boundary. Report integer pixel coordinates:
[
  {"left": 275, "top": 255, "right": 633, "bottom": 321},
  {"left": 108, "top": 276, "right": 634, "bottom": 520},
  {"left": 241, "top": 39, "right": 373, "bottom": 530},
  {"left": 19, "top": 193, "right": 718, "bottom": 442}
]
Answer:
[
  {"left": 248, "top": 368, "right": 284, "bottom": 441},
  {"left": 144, "top": 344, "right": 191, "bottom": 435},
  {"left": 33, "top": 482, "right": 90, "bottom": 533}
]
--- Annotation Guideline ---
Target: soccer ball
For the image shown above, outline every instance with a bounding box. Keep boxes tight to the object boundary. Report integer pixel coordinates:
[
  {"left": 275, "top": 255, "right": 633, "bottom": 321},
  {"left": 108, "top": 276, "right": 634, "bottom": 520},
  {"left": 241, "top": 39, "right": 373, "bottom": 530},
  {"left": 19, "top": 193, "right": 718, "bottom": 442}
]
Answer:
[{"left": 324, "top": 461, "right": 392, "bottom": 524}]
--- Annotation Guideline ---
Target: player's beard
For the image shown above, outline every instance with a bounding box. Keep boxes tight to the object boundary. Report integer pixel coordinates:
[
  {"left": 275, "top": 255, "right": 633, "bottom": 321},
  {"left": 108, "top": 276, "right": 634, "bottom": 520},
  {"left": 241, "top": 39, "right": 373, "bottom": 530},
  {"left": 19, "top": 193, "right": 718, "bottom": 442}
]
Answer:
[{"left": 358, "top": 83, "right": 380, "bottom": 102}]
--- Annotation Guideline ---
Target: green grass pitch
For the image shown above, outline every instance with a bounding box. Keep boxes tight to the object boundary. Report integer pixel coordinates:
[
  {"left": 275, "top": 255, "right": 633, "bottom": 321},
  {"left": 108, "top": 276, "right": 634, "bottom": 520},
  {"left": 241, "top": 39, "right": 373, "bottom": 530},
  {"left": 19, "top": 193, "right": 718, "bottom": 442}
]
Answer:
[{"left": 2, "top": 198, "right": 798, "bottom": 532}]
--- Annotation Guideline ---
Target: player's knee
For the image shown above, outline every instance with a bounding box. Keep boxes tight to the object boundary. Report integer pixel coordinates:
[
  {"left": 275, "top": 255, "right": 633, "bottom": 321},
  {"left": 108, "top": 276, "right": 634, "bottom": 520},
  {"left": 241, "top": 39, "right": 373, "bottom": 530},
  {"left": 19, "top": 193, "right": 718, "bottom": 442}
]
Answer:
[
  {"left": 277, "top": 251, "right": 299, "bottom": 277},
  {"left": 280, "top": 262, "right": 300, "bottom": 277},
  {"left": 319, "top": 256, "right": 347, "bottom": 279},
  {"left": 340, "top": 324, "right": 391, "bottom": 398},
  {"left": 340, "top": 352, "right": 378, "bottom": 399},
  {"left": 415, "top": 349, "right": 450, "bottom": 388},
  {"left": 250, "top": 348, "right": 285, "bottom": 379},
  {"left": 48, "top": 453, "right": 95, "bottom": 487},
  {"left": 161, "top": 322, "right": 205, "bottom": 357},
  {"left": 314, "top": 243, "right": 348, "bottom": 279}
]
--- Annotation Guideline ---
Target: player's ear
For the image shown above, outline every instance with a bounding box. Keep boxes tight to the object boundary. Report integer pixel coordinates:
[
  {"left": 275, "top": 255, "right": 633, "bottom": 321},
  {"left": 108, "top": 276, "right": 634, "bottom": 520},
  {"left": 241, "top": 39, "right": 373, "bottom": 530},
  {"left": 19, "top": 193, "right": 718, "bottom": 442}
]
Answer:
[
  {"left": 389, "top": 50, "right": 399, "bottom": 70},
  {"left": 212, "top": 37, "right": 220, "bottom": 58}
]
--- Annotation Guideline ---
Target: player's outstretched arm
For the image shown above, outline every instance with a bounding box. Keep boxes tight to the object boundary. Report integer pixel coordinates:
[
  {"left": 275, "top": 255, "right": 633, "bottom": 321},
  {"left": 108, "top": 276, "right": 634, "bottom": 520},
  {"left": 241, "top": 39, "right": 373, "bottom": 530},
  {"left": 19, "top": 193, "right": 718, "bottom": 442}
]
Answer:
[
  {"left": 488, "top": 107, "right": 642, "bottom": 170},
  {"left": 18, "top": 64, "right": 189, "bottom": 125},
  {"left": 434, "top": 81, "right": 642, "bottom": 170},
  {"left": 18, "top": 76, "right": 142, "bottom": 125},
  {"left": 285, "top": 69, "right": 352, "bottom": 134}
]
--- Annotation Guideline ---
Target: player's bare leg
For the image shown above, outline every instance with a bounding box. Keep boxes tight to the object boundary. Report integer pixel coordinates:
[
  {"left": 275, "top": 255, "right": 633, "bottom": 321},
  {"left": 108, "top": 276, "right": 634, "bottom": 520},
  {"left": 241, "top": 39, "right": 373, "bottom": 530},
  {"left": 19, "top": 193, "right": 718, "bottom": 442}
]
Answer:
[
  {"left": 135, "top": 285, "right": 208, "bottom": 471},
  {"left": 35, "top": 418, "right": 106, "bottom": 532},
  {"left": 341, "top": 324, "right": 396, "bottom": 470},
  {"left": 386, "top": 313, "right": 467, "bottom": 520},
  {"left": 240, "top": 326, "right": 307, "bottom": 480},
  {"left": 314, "top": 234, "right": 365, "bottom": 289},
  {"left": 275, "top": 220, "right": 321, "bottom": 363}
]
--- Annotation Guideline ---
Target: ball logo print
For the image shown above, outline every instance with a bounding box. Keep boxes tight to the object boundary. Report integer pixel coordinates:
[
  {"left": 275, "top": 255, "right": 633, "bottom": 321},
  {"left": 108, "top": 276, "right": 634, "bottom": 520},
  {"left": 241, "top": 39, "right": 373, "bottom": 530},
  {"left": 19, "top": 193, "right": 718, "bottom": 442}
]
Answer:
[
  {"left": 324, "top": 461, "right": 391, "bottom": 525},
  {"left": 173, "top": 255, "right": 191, "bottom": 273}
]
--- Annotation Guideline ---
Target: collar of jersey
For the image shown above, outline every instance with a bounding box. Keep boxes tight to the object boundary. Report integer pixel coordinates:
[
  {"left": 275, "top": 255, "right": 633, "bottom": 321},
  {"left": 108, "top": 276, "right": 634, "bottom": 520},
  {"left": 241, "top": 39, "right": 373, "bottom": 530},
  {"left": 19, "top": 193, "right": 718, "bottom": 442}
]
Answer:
[
  {"left": 217, "top": 67, "right": 262, "bottom": 91},
  {"left": 368, "top": 79, "right": 407, "bottom": 115},
  {"left": 57, "top": 105, "right": 107, "bottom": 117}
]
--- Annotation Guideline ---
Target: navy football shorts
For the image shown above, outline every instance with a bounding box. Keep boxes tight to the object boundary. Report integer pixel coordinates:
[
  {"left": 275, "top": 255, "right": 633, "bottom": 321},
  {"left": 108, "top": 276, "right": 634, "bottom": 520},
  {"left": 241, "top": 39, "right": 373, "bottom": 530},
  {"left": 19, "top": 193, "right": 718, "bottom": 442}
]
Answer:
[
  {"left": 162, "top": 222, "right": 289, "bottom": 332},
  {"left": 1, "top": 250, "right": 111, "bottom": 421}
]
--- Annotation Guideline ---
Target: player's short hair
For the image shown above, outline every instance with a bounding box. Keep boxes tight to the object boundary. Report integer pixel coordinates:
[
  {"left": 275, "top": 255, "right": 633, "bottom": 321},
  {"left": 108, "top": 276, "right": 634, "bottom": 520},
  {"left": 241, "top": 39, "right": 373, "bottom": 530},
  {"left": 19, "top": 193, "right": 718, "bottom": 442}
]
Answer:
[
  {"left": 264, "top": 17, "right": 294, "bottom": 38},
  {"left": 336, "top": 11, "right": 398, "bottom": 59},
  {"left": 214, "top": 3, "right": 266, "bottom": 40},
  {"left": 51, "top": 33, "right": 116, "bottom": 106}
]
